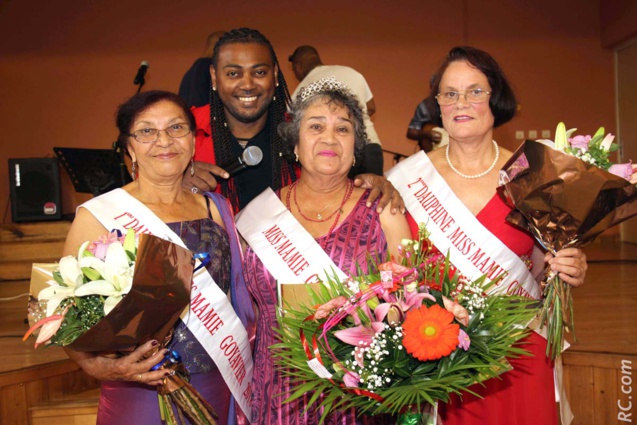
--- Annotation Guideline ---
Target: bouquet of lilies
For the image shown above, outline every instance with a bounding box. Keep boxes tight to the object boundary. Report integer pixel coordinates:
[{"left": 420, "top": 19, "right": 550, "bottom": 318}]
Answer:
[
  {"left": 499, "top": 122, "right": 637, "bottom": 359},
  {"left": 26, "top": 229, "right": 139, "bottom": 347},
  {"left": 24, "top": 230, "right": 218, "bottom": 425},
  {"left": 274, "top": 224, "right": 536, "bottom": 424}
]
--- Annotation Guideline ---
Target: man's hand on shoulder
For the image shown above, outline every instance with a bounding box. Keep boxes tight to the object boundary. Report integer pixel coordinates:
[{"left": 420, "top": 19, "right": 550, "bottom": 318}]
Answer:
[
  {"left": 182, "top": 161, "right": 229, "bottom": 193},
  {"left": 353, "top": 174, "right": 405, "bottom": 215}
]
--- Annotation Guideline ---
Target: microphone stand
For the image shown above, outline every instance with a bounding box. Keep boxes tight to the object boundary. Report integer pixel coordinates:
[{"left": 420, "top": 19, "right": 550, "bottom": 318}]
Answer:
[
  {"left": 382, "top": 149, "right": 410, "bottom": 163},
  {"left": 135, "top": 79, "right": 145, "bottom": 94},
  {"left": 113, "top": 141, "right": 132, "bottom": 187}
]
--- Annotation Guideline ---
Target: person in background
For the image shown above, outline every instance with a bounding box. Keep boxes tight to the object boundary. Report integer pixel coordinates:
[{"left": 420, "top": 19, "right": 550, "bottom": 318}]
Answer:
[
  {"left": 243, "top": 77, "right": 410, "bottom": 424},
  {"left": 289, "top": 45, "right": 384, "bottom": 177},
  {"left": 178, "top": 30, "right": 225, "bottom": 107},
  {"left": 183, "top": 28, "right": 402, "bottom": 214},
  {"left": 406, "top": 94, "right": 448, "bottom": 152}
]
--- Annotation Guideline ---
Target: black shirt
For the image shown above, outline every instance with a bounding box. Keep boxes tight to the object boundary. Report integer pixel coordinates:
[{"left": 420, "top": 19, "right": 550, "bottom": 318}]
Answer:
[{"left": 230, "top": 123, "right": 273, "bottom": 210}]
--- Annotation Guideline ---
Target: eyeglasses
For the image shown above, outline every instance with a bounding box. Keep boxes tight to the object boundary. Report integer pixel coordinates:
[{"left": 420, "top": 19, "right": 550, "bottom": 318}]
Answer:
[
  {"left": 128, "top": 123, "right": 192, "bottom": 143},
  {"left": 435, "top": 88, "right": 491, "bottom": 106}
]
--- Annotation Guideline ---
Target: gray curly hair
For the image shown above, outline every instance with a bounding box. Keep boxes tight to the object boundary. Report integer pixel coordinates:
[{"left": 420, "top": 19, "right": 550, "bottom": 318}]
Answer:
[{"left": 278, "top": 85, "right": 368, "bottom": 165}]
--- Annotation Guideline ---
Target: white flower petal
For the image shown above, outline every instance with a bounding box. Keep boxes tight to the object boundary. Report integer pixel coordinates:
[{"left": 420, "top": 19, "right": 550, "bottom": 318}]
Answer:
[
  {"left": 103, "top": 295, "right": 123, "bottom": 315},
  {"left": 104, "top": 242, "right": 130, "bottom": 276},
  {"left": 565, "top": 128, "right": 578, "bottom": 139},
  {"left": 79, "top": 256, "right": 107, "bottom": 278},
  {"left": 74, "top": 280, "right": 118, "bottom": 297},
  {"left": 118, "top": 276, "right": 133, "bottom": 295},
  {"left": 38, "top": 284, "right": 68, "bottom": 301},
  {"left": 77, "top": 240, "right": 91, "bottom": 258},
  {"left": 59, "top": 256, "right": 83, "bottom": 288},
  {"left": 601, "top": 133, "right": 615, "bottom": 151},
  {"left": 45, "top": 291, "right": 74, "bottom": 316}
]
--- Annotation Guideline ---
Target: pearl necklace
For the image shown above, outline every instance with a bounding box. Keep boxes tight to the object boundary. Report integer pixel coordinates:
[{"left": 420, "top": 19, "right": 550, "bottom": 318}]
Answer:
[{"left": 445, "top": 140, "right": 499, "bottom": 179}]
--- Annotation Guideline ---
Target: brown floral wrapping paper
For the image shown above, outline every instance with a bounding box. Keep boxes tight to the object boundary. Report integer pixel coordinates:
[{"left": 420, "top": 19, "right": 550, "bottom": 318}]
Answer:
[
  {"left": 29, "top": 233, "right": 195, "bottom": 352},
  {"left": 498, "top": 139, "right": 637, "bottom": 251}
]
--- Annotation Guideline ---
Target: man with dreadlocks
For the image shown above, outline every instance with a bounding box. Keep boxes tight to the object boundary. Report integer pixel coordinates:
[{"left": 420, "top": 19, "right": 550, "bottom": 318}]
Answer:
[{"left": 183, "top": 28, "right": 402, "bottom": 213}]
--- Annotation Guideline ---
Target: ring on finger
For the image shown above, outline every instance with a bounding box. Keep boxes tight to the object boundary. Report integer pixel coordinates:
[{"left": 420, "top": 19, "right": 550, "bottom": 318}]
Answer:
[
  {"left": 191, "top": 186, "right": 198, "bottom": 193},
  {"left": 138, "top": 373, "right": 143, "bottom": 381}
]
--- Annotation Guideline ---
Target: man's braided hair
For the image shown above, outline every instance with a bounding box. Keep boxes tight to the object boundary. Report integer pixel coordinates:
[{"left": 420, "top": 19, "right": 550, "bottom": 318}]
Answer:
[{"left": 209, "top": 28, "right": 297, "bottom": 210}]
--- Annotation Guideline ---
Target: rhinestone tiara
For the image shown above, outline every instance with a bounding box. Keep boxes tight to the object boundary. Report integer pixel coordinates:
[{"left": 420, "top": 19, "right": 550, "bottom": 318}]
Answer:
[{"left": 298, "top": 76, "right": 354, "bottom": 102}]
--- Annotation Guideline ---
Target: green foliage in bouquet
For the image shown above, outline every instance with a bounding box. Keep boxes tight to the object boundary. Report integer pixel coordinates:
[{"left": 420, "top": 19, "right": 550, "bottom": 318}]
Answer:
[
  {"left": 555, "top": 123, "right": 619, "bottom": 172},
  {"left": 273, "top": 225, "right": 537, "bottom": 421},
  {"left": 51, "top": 295, "right": 106, "bottom": 346}
]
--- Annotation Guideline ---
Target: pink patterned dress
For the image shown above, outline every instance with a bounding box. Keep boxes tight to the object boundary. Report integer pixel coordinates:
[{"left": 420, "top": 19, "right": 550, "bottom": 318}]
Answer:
[{"left": 244, "top": 191, "right": 388, "bottom": 425}]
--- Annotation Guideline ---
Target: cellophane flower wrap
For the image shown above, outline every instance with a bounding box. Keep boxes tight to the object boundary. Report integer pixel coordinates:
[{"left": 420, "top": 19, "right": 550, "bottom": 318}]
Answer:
[
  {"left": 499, "top": 122, "right": 637, "bottom": 359},
  {"left": 274, "top": 224, "right": 536, "bottom": 423},
  {"left": 25, "top": 230, "right": 219, "bottom": 425}
]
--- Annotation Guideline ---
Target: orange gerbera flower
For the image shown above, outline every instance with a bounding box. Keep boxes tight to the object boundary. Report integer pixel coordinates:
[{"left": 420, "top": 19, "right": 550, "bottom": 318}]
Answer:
[{"left": 402, "top": 304, "right": 460, "bottom": 361}]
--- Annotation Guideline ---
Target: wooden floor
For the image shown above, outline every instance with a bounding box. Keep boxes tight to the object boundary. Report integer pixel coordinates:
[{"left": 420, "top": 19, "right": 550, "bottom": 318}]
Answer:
[
  {"left": 1, "top": 222, "right": 636, "bottom": 424},
  {"left": 566, "top": 237, "right": 637, "bottom": 355},
  {"left": 0, "top": 221, "right": 100, "bottom": 425}
]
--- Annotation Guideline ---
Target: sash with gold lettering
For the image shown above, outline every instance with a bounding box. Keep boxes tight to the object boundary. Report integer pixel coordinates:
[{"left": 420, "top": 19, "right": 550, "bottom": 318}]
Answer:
[
  {"left": 236, "top": 188, "right": 348, "bottom": 284},
  {"left": 386, "top": 151, "right": 541, "bottom": 300},
  {"left": 80, "top": 188, "right": 253, "bottom": 420}
]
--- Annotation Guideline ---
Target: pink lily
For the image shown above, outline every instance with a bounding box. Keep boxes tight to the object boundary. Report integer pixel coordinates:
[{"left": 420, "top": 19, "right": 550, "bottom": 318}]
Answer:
[
  {"left": 374, "top": 303, "right": 404, "bottom": 326},
  {"left": 374, "top": 289, "right": 435, "bottom": 324},
  {"left": 442, "top": 296, "right": 470, "bottom": 326},
  {"left": 334, "top": 322, "right": 385, "bottom": 367},
  {"left": 458, "top": 329, "right": 471, "bottom": 351},
  {"left": 333, "top": 322, "right": 385, "bottom": 347},
  {"left": 343, "top": 370, "right": 360, "bottom": 388},
  {"left": 609, "top": 161, "right": 634, "bottom": 181},
  {"left": 23, "top": 306, "right": 70, "bottom": 348}
]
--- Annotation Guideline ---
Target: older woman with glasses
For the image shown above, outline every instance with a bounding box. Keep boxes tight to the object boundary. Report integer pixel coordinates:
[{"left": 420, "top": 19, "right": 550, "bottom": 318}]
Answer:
[
  {"left": 62, "top": 90, "right": 254, "bottom": 424},
  {"left": 387, "top": 47, "right": 588, "bottom": 425},
  {"left": 239, "top": 77, "right": 411, "bottom": 424}
]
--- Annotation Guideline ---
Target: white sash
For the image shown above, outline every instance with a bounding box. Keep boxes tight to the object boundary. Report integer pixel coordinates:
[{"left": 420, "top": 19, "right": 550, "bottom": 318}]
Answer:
[
  {"left": 80, "top": 189, "right": 253, "bottom": 420},
  {"left": 386, "top": 152, "right": 540, "bottom": 300},
  {"left": 235, "top": 188, "right": 347, "bottom": 283}
]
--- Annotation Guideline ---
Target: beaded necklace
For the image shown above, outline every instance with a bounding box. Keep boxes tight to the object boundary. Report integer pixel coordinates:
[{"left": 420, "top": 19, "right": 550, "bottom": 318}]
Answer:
[
  {"left": 289, "top": 180, "right": 354, "bottom": 223},
  {"left": 285, "top": 180, "right": 355, "bottom": 250}
]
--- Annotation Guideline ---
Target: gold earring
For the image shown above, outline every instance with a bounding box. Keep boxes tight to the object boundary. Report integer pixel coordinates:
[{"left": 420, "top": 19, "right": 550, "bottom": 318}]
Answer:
[
  {"left": 131, "top": 161, "right": 137, "bottom": 179},
  {"left": 294, "top": 153, "right": 299, "bottom": 162},
  {"left": 353, "top": 157, "right": 356, "bottom": 167},
  {"left": 190, "top": 158, "right": 195, "bottom": 176}
]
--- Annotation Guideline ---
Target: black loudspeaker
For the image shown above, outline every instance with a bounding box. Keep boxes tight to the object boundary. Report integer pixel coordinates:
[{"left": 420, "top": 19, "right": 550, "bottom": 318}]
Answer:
[{"left": 9, "top": 158, "right": 62, "bottom": 222}]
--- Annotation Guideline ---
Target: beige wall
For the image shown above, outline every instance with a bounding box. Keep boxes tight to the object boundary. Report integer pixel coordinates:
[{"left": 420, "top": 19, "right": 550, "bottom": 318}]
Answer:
[{"left": 0, "top": 0, "right": 616, "bottom": 218}]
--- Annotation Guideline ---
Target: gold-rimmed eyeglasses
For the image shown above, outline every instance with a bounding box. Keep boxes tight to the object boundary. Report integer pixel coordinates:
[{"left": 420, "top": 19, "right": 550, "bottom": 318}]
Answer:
[
  {"left": 127, "top": 123, "right": 192, "bottom": 143},
  {"left": 435, "top": 88, "right": 491, "bottom": 106}
]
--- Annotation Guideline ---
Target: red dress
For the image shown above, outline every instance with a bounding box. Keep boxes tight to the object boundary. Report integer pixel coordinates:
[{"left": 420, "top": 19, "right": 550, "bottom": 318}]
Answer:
[{"left": 409, "top": 193, "right": 558, "bottom": 425}]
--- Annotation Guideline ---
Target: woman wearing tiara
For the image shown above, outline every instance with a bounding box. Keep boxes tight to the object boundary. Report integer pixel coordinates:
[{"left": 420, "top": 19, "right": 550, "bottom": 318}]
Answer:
[{"left": 240, "top": 77, "right": 411, "bottom": 424}]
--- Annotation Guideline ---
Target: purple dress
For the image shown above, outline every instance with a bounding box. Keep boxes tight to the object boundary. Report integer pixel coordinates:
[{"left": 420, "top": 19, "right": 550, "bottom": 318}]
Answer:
[
  {"left": 245, "top": 191, "right": 388, "bottom": 425},
  {"left": 96, "top": 193, "right": 253, "bottom": 425}
]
